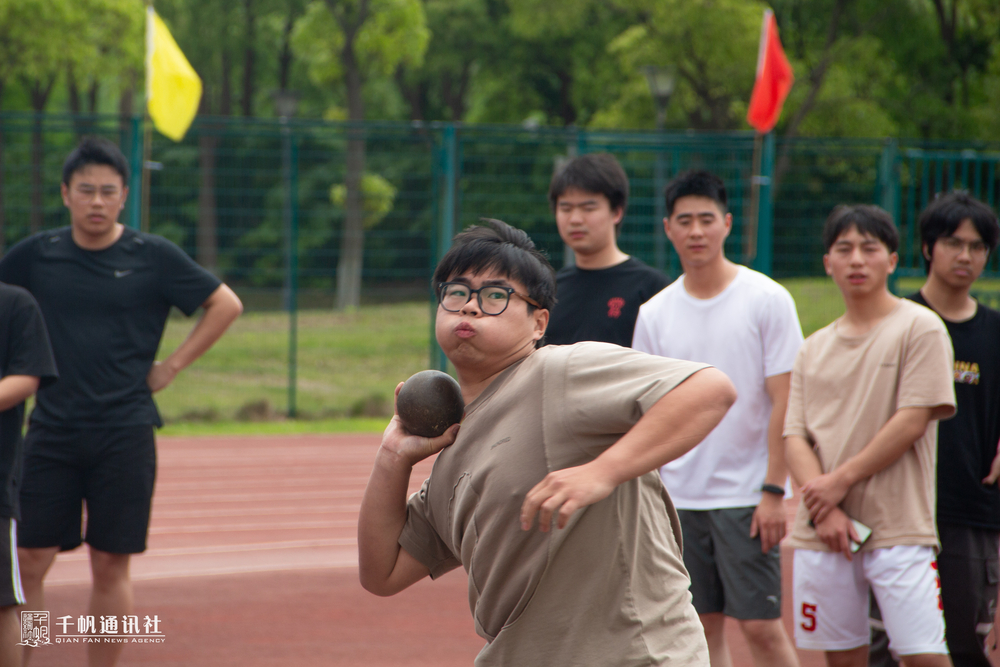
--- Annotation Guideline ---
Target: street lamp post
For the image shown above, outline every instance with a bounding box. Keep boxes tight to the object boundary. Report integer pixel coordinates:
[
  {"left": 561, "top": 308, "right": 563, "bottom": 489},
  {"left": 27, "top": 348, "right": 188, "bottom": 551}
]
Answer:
[
  {"left": 274, "top": 89, "right": 299, "bottom": 418},
  {"left": 642, "top": 65, "right": 677, "bottom": 274}
]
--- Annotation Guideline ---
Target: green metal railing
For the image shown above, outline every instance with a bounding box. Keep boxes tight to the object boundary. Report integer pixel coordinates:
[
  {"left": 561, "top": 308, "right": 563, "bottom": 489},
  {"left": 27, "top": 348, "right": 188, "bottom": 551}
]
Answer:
[{"left": 2, "top": 113, "right": 998, "bottom": 418}]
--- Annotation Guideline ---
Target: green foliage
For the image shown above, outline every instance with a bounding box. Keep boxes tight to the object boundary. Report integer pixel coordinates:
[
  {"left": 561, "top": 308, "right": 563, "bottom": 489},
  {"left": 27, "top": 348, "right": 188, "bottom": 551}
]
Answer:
[
  {"left": 3, "top": 0, "right": 1000, "bottom": 144},
  {"left": 605, "top": 0, "right": 766, "bottom": 130},
  {"left": 291, "top": 2, "right": 345, "bottom": 86},
  {"left": 292, "top": 0, "right": 428, "bottom": 88},
  {"left": 330, "top": 172, "right": 397, "bottom": 229}
]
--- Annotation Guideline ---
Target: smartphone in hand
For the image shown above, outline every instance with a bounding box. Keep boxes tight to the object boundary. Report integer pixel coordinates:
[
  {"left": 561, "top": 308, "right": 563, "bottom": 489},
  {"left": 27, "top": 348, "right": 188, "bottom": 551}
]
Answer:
[{"left": 849, "top": 519, "right": 872, "bottom": 553}]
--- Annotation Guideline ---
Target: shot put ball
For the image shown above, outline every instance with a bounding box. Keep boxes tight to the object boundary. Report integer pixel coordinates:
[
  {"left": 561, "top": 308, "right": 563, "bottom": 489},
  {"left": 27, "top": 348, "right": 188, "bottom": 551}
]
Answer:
[{"left": 396, "top": 370, "right": 465, "bottom": 438}]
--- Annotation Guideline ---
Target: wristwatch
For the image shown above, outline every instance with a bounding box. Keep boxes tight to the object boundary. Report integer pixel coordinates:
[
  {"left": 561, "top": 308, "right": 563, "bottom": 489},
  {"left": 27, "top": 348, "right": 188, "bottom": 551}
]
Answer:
[{"left": 761, "top": 483, "right": 785, "bottom": 496}]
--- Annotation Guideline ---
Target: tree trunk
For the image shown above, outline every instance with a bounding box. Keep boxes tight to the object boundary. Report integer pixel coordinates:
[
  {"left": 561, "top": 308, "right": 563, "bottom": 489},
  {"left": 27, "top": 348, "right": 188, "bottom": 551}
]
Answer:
[
  {"left": 243, "top": 0, "right": 256, "bottom": 117},
  {"left": 27, "top": 77, "right": 56, "bottom": 234},
  {"left": 278, "top": 7, "right": 294, "bottom": 92},
  {"left": 772, "top": 0, "right": 847, "bottom": 196},
  {"left": 220, "top": 50, "right": 233, "bottom": 116},
  {"left": 197, "top": 94, "right": 218, "bottom": 272},
  {"left": 334, "top": 0, "right": 368, "bottom": 310},
  {"left": 337, "top": 68, "right": 366, "bottom": 310},
  {"left": 87, "top": 81, "right": 99, "bottom": 114},
  {"left": 119, "top": 78, "right": 135, "bottom": 144},
  {"left": 67, "top": 65, "right": 82, "bottom": 133},
  {"left": 196, "top": 50, "right": 231, "bottom": 273},
  {"left": 395, "top": 68, "right": 425, "bottom": 122}
]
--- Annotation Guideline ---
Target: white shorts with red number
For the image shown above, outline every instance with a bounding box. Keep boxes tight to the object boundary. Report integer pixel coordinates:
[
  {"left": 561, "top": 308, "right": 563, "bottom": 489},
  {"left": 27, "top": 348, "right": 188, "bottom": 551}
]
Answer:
[{"left": 793, "top": 546, "right": 947, "bottom": 655}]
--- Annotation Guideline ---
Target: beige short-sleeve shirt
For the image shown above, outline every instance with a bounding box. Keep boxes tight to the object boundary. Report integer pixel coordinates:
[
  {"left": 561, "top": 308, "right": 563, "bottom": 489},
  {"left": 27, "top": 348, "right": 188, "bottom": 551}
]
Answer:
[
  {"left": 400, "top": 342, "right": 711, "bottom": 667},
  {"left": 784, "top": 300, "right": 956, "bottom": 551}
]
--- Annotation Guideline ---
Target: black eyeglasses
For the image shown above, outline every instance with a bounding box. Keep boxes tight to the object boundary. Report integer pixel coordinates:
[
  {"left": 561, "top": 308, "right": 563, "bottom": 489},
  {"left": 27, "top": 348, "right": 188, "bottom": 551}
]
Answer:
[{"left": 437, "top": 282, "right": 541, "bottom": 316}]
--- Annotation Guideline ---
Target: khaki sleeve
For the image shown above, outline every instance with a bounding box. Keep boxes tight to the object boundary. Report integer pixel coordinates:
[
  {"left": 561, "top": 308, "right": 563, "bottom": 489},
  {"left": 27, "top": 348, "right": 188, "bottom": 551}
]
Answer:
[
  {"left": 783, "top": 347, "right": 809, "bottom": 440},
  {"left": 897, "top": 323, "right": 956, "bottom": 419},
  {"left": 398, "top": 478, "right": 461, "bottom": 579},
  {"left": 556, "top": 342, "right": 709, "bottom": 441}
]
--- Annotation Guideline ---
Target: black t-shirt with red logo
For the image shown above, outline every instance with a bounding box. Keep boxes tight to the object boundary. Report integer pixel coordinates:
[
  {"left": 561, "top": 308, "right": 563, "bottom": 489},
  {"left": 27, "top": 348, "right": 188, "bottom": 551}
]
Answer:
[
  {"left": 908, "top": 291, "right": 1000, "bottom": 531},
  {"left": 546, "top": 257, "right": 670, "bottom": 348}
]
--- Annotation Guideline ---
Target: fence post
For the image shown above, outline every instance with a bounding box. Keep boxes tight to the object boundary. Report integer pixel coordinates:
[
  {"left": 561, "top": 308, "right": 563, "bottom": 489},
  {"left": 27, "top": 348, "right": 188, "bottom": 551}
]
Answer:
[
  {"left": 430, "top": 123, "right": 459, "bottom": 371},
  {"left": 879, "top": 138, "right": 900, "bottom": 293},
  {"left": 653, "top": 133, "right": 666, "bottom": 272},
  {"left": 284, "top": 126, "right": 300, "bottom": 417},
  {"left": 752, "top": 132, "right": 775, "bottom": 276},
  {"left": 126, "top": 116, "right": 143, "bottom": 230}
]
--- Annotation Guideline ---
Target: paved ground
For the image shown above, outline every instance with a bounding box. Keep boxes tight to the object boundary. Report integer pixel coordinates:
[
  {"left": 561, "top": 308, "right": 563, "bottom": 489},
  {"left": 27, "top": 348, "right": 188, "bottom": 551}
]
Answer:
[{"left": 25, "top": 434, "right": 998, "bottom": 666}]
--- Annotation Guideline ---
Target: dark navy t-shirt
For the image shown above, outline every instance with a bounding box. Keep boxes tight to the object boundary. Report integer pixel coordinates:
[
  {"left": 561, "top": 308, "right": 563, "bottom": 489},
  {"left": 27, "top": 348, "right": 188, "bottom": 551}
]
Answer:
[
  {"left": 546, "top": 257, "right": 671, "bottom": 347},
  {"left": 908, "top": 291, "right": 1000, "bottom": 531},
  {"left": 0, "top": 283, "right": 58, "bottom": 519},
  {"left": 0, "top": 226, "right": 221, "bottom": 428}
]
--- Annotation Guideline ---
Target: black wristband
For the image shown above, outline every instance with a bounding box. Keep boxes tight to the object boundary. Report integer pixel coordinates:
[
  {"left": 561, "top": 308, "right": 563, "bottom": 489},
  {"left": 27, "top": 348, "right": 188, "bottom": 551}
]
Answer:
[{"left": 761, "top": 483, "right": 785, "bottom": 496}]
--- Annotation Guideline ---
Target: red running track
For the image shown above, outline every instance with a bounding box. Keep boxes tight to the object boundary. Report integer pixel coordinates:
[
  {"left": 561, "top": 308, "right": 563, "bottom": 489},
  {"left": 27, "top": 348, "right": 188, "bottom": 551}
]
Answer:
[{"left": 28, "top": 434, "right": 997, "bottom": 666}]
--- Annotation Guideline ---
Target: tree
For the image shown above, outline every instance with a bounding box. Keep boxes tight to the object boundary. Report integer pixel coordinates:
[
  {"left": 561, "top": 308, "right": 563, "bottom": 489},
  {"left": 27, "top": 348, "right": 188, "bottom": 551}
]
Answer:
[
  {"left": 599, "top": 0, "right": 766, "bottom": 130},
  {"left": 6, "top": 0, "right": 89, "bottom": 234},
  {"left": 395, "top": 0, "right": 493, "bottom": 122},
  {"left": 64, "top": 0, "right": 142, "bottom": 137},
  {"left": 293, "top": 0, "right": 428, "bottom": 309}
]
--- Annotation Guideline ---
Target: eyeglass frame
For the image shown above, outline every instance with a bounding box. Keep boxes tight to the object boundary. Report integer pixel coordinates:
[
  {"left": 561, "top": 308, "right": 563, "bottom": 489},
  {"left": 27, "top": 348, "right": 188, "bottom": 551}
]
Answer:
[
  {"left": 436, "top": 281, "right": 542, "bottom": 316},
  {"left": 938, "top": 235, "right": 989, "bottom": 257}
]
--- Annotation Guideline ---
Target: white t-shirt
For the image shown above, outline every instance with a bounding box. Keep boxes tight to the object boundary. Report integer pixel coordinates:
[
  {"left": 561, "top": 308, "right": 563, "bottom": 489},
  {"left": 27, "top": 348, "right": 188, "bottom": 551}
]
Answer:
[{"left": 633, "top": 266, "right": 803, "bottom": 509}]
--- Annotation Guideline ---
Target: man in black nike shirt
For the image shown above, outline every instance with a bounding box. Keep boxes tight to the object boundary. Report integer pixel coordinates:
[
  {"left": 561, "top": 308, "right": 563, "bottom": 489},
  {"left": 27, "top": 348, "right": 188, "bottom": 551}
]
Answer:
[
  {"left": 545, "top": 153, "right": 670, "bottom": 346},
  {"left": 870, "top": 192, "right": 1000, "bottom": 667},
  {"left": 0, "top": 137, "right": 243, "bottom": 667}
]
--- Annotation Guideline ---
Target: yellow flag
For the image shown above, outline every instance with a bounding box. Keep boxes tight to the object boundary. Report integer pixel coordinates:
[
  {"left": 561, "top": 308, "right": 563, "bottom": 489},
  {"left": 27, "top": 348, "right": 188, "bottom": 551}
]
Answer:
[{"left": 146, "top": 7, "right": 202, "bottom": 142}]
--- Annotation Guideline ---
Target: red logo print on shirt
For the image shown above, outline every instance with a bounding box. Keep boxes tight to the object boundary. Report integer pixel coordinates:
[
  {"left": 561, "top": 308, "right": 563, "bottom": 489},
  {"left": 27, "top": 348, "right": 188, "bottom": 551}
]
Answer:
[{"left": 607, "top": 297, "right": 625, "bottom": 319}]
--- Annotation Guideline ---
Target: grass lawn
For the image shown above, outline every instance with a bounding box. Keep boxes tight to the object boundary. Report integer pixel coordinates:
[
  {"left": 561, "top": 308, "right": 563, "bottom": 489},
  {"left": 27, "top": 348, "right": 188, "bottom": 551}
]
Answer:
[
  {"left": 154, "top": 276, "right": 1000, "bottom": 435},
  {"left": 155, "top": 303, "right": 432, "bottom": 427}
]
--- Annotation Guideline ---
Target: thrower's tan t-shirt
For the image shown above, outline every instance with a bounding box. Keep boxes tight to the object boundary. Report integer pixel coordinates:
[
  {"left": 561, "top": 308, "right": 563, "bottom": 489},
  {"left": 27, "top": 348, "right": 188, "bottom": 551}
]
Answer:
[
  {"left": 783, "top": 299, "right": 956, "bottom": 551},
  {"left": 400, "top": 342, "right": 711, "bottom": 667}
]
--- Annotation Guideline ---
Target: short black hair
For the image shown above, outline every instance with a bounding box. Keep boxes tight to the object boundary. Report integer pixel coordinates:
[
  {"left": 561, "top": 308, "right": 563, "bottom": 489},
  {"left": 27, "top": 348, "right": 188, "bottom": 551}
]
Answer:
[
  {"left": 548, "top": 153, "right": 629, "bottom": 220},
  {"left": 433, "top": 218, "right": 556, "bottom": 341},
  {"left": 821, "top": 204, "right": 899, "bottom": 253},
  {"left": 62, "top": 136, "right": 130, "bottom": 186},
  {"left": 919, "top": 191, "right": 999, "bottom": 272},
  {"left": 664, "top": 170, "right": 727, "bottom": 217}
]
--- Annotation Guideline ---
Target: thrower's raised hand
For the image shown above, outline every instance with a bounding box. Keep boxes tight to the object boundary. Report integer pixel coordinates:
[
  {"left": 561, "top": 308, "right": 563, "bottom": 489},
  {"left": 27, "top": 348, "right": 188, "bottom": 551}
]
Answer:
[{"left": 382, "top": 382, "right": 460, "bottom": 466}]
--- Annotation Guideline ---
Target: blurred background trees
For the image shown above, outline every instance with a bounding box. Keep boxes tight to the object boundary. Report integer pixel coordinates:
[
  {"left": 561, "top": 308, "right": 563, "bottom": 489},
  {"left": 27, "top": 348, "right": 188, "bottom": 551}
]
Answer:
[{"left": 0, "top": 0, "right": 996, "bottom": 142}]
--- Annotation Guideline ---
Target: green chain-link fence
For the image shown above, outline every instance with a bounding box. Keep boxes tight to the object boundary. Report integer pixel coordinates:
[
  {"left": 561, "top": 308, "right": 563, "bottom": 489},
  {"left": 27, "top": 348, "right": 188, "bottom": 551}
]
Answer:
[{"left": 2, "top": 113, "right": 998, "bottom": 420}]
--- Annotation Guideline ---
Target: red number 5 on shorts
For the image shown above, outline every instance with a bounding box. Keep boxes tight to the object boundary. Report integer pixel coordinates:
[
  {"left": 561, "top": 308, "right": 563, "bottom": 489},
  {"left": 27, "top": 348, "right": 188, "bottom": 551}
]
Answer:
[{"left": 800, "top": 603, "right": 817, "bottom": 632}]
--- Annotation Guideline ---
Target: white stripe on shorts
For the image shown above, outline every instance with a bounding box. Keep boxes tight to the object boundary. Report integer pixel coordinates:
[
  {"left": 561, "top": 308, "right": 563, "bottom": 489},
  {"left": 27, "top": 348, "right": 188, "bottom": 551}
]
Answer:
[{"left": 9, "top": 520, "right": 24, "bottom": 605}]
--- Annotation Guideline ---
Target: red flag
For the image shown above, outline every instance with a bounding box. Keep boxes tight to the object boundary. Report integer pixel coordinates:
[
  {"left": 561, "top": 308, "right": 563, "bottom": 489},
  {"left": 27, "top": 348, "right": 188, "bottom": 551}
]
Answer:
[{"left": 746, "top": 10, "right": 794, "bottom": 133}]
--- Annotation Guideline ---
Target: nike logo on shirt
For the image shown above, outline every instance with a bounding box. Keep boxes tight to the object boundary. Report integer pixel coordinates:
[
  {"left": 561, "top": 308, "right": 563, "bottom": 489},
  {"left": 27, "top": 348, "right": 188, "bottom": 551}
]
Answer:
[{"left": 114, "top": 269, "right": 134, "bottom": 278}]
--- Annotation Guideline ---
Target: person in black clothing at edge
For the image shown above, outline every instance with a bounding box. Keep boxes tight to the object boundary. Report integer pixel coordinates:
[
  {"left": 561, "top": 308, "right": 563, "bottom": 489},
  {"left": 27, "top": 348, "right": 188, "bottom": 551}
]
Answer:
[
  {"left": 0, "top": 137, "right": 244, "bottom": 667},
  {"left": 0, "top": 283, "right": 57, "bottom": 667},
  {"left": 545, "top": 153, "right": 671, "bottom": 346},
  {"left": 869, "top": 192, "right": 1000, "bottom": 667}
]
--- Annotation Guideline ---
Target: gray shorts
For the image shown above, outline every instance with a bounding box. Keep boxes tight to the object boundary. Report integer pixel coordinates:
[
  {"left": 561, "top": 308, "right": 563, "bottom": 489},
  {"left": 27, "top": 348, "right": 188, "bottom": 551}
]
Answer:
[{"left": 678, "top": 507, "right": 783, "bottom": 620}]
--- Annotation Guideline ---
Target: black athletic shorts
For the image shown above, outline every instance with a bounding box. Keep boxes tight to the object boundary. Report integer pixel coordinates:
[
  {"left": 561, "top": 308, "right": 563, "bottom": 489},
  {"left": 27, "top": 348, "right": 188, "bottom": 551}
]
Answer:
[
  {"left": 678, "top": 507, "right": 783, "bottom": 620},
  {"left": 0, "top": 517, "right": 24, "bottom": 606},
  {"left": 18, "top": 423, "right": 157, "bottom": 554}
]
